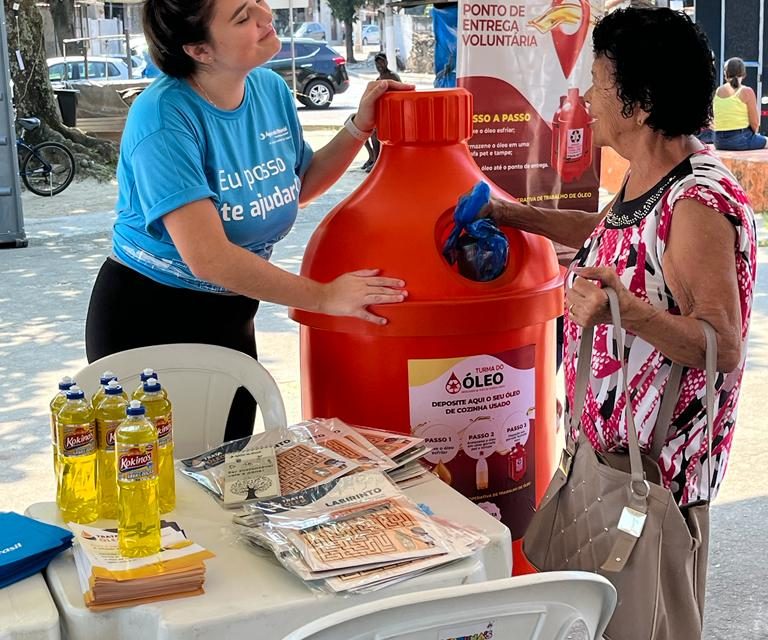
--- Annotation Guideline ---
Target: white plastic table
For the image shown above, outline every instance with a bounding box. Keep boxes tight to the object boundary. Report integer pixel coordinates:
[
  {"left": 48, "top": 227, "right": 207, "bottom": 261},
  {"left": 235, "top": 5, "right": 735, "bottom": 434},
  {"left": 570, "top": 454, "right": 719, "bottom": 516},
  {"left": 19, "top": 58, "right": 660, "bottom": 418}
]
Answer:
[
  {"left": 27, "top": 471, "right": 512, "bottom": 640},
  {"left": 0, "top": 574, "right": 60, "bottom": 640}
]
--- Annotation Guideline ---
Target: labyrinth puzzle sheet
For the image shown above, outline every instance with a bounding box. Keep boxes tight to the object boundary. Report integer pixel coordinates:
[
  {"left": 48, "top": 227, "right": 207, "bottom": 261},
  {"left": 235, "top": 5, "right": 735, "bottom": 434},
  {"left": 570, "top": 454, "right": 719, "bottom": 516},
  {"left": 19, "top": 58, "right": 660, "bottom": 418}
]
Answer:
[
  {"left": 276, "top": 443, "right": 357, "bottom": 494},
  {"left": 287, "top": 497, "right": 445, "bottom": 572}
]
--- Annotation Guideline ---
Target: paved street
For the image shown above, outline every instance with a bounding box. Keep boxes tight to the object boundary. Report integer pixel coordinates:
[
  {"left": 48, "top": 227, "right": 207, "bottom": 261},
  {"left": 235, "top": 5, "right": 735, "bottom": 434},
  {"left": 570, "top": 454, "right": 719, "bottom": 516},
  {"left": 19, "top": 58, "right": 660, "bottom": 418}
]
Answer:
[
  {"left": 296, "top": 62, "right": 435, "bottom": 128},
  {"left": 1, "top": 69, "right": 766, "bottom": 638}
]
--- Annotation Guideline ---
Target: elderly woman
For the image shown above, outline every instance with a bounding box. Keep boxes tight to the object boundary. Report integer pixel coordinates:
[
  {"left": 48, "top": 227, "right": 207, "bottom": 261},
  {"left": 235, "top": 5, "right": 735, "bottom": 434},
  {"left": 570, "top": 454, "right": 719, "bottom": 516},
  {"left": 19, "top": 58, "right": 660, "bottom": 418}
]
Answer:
[{"left": 483, "top": 7, "right": 756, "bottom": 507}]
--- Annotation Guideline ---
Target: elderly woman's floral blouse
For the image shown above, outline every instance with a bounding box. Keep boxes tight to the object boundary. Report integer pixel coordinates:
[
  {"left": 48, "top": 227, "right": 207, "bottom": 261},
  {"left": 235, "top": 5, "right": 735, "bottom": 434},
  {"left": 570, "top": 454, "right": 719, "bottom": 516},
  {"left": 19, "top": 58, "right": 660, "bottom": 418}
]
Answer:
[{"left": 564, "top": 149, "right": 756, "bottom": 505}]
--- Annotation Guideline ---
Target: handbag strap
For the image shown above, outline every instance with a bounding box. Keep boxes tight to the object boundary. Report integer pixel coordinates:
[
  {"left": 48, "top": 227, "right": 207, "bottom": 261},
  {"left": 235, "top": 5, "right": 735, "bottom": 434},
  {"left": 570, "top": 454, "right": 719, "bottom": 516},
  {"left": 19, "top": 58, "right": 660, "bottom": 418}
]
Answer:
[
  {"left": 649, "top": 362, "right": 683, "bottom": 460},
  {"left": 570, "top": 289, "right": 718, "bottom": 571},
  {"left": 571, "top": 290, "right": 718, "bottom": 492}
]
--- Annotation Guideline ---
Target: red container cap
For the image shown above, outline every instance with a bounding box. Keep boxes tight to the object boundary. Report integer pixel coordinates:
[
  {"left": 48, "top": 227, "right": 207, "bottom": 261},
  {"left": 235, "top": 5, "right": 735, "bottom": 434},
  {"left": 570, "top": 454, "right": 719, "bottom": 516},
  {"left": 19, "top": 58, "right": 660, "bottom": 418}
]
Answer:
[{"left": 377, "top": 89, "right": 474, "bottom": 146}]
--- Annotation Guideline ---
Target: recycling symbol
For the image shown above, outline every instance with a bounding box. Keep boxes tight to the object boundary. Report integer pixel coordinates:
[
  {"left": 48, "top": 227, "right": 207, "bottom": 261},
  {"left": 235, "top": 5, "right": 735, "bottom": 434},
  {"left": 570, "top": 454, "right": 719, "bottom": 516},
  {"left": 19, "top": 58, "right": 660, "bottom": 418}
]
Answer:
[
  {"left": 445, "top": 372, "right": 462, "bottom": 395},
  {"left": 569, "top": 129, "right": 582, "bottom": 144}
]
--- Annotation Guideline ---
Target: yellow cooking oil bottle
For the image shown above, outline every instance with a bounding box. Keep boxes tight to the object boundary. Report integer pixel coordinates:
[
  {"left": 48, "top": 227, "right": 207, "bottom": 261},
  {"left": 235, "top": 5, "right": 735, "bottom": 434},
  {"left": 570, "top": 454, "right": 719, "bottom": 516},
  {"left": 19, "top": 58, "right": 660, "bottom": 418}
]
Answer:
[
  {"left": 132, "top": 368, "right": 161, "bottom": 399},
  {"left": 95, "top": 380, "right": 129, "bottom": 519},
  {"left": 91, "top": 370, "right": 118, "bottom": 409},
  {"left": 116, "top": 400, "right": 161, "bottom": 557},
  {"left": 134, "top": 378, "right": 175, "bottom": 513},
  {"left": 56, "top": 385, "right": 99, "bottom": 524},
  {"left": 49, "top": 376, "right": 76, "bottom": 484}
]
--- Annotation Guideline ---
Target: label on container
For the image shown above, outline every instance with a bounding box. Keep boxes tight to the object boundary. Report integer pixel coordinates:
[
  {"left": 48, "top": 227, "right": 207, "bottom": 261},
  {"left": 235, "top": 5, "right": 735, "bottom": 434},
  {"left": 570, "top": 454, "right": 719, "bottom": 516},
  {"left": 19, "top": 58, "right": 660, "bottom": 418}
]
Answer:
[
  {"left": 408, "top": 347, "right": 536, "bottom": 539},
  {"left": 566, "top": 127, "right": 584, "bottom": 160},
  {"left": 155, "top": 413, "right": 173, "bottom": 447},
  {"left": 59, "top": 422, "right": 96, "bottom": 457},
  {"left": 223, "top": 446, "right": 280, "bottom": 504},
  {"left": 117, "top": 443, "right": 156, "bottom": 482},
  {"left": 97, "top": 419, "right": 120, "bottom": 452}
]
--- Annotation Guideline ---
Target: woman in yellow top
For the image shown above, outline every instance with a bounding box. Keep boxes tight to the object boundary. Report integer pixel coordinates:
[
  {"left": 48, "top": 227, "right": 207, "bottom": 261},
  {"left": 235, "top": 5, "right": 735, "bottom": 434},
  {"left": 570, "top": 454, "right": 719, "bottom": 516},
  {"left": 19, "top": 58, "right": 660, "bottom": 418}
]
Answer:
[{"left": 713, "top": 57, "right": 767, "bottom": 150}]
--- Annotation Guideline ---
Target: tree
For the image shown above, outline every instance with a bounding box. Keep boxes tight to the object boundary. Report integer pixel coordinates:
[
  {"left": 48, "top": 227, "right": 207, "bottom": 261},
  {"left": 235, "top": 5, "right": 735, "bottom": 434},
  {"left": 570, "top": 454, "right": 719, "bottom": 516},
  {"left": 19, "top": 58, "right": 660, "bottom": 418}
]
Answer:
[
  {"left": 49, "top": 0, "right": 75, "bottom": 55},
  {"left": 4, "top": 0, "right": 118, "bottom": 180},
  {"left": 325, "top": 0, "right": 366, "bottom": 64}
]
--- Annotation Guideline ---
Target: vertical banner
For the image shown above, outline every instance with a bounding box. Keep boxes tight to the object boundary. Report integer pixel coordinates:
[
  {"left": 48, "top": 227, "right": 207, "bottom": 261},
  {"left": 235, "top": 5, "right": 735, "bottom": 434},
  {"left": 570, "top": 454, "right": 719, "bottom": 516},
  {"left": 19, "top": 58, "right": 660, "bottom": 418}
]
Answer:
[{"left": 457, "top": 1, "right": 604, "bottom": 214}]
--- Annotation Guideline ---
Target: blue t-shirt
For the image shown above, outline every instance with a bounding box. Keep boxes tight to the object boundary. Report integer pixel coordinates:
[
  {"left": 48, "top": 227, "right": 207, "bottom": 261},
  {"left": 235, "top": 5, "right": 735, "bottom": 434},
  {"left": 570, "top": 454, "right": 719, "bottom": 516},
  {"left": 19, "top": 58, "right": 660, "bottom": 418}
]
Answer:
[{"left": 112, "top": 68, "right": 313, "bottom": 292}]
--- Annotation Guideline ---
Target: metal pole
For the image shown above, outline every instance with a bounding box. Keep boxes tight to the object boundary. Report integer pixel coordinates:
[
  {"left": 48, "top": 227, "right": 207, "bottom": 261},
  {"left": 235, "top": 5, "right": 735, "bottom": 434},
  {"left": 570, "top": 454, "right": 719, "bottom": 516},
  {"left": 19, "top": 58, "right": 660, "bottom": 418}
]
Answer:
[
  {"left": 759, "top": 0, "right": 765, "bottom": 122},
  {"left": 720, "top": 0, "right": 726, "bottom": 79},
  {"left": 0, "top": 0, "right": 27, "bottom": 248},
  {"left": 289, "top": 0, "right": 297, "bottom": 100},
  {"left": 125, "top": 29, "right": 133, "bottom": 79}
]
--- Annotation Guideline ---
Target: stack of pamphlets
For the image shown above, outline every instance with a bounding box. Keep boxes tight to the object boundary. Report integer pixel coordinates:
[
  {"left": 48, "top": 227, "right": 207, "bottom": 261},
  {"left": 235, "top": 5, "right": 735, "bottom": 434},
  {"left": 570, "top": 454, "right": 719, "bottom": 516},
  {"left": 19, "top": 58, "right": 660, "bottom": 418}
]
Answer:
[
  {"left": 69, "top": 522, "right": 214, "bottom": 610},
  {"left": 293, "top": 418, "right": 396, "bottom": 472},
  {"left": 178, "top": 427, "right": 360, "bottom": 507},
  {"left": 233, "top": 471, "right": 488, "bottom": 594},
  {"left": 0, "top": 512, "right": 73, "bottom": 588},
  {"left": 350, "top": 426, "right": 432, "bottom": 486}
]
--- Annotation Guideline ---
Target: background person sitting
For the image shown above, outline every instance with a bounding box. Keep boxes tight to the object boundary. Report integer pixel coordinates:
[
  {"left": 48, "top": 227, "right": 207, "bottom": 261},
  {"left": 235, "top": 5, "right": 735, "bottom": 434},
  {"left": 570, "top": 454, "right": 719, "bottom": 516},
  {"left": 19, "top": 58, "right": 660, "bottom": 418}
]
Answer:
[{"left": 713, "top": 57, "right": 767, "bottom": 151}]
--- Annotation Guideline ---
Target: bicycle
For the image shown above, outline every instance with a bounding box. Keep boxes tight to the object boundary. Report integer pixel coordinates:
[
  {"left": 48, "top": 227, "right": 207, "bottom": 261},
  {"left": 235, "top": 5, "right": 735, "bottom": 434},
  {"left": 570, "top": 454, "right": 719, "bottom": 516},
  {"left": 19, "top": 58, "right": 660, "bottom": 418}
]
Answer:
[{"left": 16, "top": 117, "right": 76, "bottom": 197}]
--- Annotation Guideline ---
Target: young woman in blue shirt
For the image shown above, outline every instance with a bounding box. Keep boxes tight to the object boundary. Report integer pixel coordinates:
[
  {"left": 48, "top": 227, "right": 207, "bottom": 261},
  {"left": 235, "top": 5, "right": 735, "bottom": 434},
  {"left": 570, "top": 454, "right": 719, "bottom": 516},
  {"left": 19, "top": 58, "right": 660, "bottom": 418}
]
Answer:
[{"left": 85, "top": 0, "right": 412, "bottom": 439}]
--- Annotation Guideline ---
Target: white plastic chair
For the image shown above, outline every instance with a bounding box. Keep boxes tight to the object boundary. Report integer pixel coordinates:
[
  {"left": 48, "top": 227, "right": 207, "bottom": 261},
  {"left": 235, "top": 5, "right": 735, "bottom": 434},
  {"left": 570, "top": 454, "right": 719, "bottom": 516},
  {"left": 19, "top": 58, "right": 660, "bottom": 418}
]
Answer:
[
  {"left": 76, "top": 343, "right": 288, "bottom": 458},
  {"left": 281, "top": 572, "right": 616, "bottom": 640}
]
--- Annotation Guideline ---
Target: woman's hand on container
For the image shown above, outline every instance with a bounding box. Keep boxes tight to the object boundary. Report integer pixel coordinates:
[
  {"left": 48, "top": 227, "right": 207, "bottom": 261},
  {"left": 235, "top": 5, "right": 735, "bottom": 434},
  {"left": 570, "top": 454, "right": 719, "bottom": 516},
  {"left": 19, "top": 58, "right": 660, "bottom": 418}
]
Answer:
[
  {"left": 566, "top": 266, "right": 630, "bottom": 328},
  {"left": 319, "top": 269, "right": 408, "bottom": 325},
  {"left": 354, "top": 80, "right": 416, "bottom": 131}
]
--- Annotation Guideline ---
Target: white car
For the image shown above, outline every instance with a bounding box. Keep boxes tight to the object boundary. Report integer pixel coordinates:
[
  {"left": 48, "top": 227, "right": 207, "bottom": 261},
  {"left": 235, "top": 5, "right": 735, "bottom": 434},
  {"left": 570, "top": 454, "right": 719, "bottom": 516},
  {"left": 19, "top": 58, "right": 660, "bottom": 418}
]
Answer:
[
  {"left": 294, "top": 22, "right": 326, "bottom": 41},
  {"left": 362, "top": 24, "right": 380, "bottom": 46},
  {"left": 47, "top": 56, "right": 131, "bottom": 83},
  {"left": 106, "top": 54, "right": 146, "bottom": 78}
]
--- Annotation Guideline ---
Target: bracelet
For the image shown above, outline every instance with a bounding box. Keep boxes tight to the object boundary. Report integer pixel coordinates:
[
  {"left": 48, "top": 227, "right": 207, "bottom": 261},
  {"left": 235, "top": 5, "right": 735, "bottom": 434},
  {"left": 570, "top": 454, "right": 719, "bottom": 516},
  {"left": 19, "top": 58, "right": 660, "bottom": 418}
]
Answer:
[{"left": 344, "top": 114, "right": 373, "bottom": 141}]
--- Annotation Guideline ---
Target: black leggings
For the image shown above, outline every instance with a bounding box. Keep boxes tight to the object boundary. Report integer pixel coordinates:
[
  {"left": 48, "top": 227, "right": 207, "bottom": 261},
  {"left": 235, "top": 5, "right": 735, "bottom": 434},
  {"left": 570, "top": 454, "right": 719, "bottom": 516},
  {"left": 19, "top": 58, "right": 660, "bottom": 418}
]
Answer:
[{"left": 86, "top": 258, "right": 260, "bottom": 442}]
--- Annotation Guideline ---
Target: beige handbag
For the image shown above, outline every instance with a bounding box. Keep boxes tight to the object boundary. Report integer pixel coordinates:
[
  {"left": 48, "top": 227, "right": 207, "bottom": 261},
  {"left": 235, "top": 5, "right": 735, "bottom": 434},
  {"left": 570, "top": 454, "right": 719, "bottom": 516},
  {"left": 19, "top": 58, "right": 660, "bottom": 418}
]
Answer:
[{"left": 523, "top": 288, "right": 715, "bottom": 640}]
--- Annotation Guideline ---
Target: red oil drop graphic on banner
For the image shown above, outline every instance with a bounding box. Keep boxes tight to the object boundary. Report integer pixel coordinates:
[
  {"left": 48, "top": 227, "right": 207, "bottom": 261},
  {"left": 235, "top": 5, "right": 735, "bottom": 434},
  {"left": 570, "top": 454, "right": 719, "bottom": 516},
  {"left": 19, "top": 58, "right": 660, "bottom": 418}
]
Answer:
[
  {"left": 529, "top": 0, "right": 591, "bottom": 79},
  {"left": 445, "top": 372, "right": 462, "bottom": 394}
]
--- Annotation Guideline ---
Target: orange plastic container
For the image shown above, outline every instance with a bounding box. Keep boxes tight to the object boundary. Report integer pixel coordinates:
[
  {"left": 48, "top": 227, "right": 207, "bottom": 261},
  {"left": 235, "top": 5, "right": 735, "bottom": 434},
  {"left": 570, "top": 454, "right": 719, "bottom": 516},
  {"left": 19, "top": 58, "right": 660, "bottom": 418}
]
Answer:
[{"left": 291, "top": 88, "right": 563, "bottom": 574}]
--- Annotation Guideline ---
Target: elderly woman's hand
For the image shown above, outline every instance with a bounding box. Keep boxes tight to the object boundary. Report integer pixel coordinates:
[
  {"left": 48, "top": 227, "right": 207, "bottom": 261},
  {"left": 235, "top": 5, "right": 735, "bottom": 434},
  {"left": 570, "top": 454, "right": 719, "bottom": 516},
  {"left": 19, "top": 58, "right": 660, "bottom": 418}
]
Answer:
[
  {"left": 567, "top": 266, "right": 633, "bottom": 328},
  {"left": 354, "top": 80, "right": 415, "bottom": 131}
]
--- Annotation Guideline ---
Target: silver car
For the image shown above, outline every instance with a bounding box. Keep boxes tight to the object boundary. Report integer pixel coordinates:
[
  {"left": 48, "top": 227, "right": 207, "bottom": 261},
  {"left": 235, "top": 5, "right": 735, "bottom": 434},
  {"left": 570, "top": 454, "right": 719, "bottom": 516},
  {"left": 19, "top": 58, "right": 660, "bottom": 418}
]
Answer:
[{"left": 47, "top": 56, "right": 131, "bottom": 83}]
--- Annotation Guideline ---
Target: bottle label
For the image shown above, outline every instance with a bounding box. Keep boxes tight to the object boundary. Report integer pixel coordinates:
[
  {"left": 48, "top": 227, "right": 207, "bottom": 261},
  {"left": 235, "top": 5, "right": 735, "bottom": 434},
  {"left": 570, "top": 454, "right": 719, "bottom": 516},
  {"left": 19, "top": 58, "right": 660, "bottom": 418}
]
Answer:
[
  {"left": 566, "top": 128, "right": 584, "bottom": 160},
  {"left": 97, "top": 419, "right": 120, "bottom": 452},
  {"left": 155, "top": 413, "right": 173, "bottom": 447},
  {"left": 59, "top": 422, "right": 96, "bottom": 457},
  {"left": 117, "top": 443, "right": 156, "bottom": 482}
]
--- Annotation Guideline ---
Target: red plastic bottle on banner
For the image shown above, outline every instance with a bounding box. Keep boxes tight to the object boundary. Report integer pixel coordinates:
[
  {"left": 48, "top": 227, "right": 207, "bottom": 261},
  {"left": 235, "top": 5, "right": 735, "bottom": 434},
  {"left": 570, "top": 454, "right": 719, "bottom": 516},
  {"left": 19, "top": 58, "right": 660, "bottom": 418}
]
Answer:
[
  {"left": 551, "top": 87, "right": 593, "bottom": 183},
  {"left": 291, "top": 88, "right": 562, "bottom": 575}
]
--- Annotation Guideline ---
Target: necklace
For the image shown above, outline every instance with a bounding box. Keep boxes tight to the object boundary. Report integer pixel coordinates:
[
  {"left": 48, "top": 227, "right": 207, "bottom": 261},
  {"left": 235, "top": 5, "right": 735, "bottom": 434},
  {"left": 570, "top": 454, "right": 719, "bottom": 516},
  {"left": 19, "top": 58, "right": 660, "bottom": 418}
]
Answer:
[
  {"left": 605, "top": 157, "right": 691, "bottom": 229},
  {"left": 190, "top": 76, "right": 217, "bottom": 108}
]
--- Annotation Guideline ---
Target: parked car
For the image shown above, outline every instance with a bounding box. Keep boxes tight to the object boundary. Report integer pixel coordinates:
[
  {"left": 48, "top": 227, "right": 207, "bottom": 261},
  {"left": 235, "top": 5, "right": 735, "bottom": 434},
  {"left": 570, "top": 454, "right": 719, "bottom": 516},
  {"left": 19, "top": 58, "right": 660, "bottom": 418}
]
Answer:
[
  {"left": 262, "top": 38, "right": 349, "bottom": 109},
  {"left": 106, "top": 54, "right": 146, "bottom": 78},
  {"left": 362, "top": 24, "right": 380, "bottom": 46},
  {"left": 293, "top": 21, "right": 326, "bottom": 41},
  {"left": 47, "top": 56, "right": 131, "bottom": 83}
]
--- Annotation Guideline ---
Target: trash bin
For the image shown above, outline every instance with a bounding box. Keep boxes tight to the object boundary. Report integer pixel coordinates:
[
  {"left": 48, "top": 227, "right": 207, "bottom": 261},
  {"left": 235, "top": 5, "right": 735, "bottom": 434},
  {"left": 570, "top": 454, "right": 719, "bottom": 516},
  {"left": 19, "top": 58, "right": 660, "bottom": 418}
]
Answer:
[
  {"left": 291, "top": 89, "right": 563, "bottom": 576},
  {"left": 54, "top": 88, "right": 79, "bottom": 127}
]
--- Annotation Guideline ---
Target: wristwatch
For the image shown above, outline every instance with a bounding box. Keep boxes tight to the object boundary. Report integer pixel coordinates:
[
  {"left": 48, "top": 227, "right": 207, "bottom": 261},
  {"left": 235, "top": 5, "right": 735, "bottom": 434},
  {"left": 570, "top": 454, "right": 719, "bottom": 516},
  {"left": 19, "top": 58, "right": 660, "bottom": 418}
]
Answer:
[{"left": 344, "top": 114, "right": 373, "bottom": 141}]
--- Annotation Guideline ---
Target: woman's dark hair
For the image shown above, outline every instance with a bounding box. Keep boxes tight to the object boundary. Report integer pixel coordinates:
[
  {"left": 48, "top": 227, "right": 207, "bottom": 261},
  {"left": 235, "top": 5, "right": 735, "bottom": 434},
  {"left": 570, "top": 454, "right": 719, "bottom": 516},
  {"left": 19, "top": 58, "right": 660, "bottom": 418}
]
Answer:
[
  {"left": 724, "top": 57, "right": 746, "bottom": 89},
  {"left": 143, "top": 0, "right": 217, "bottom": 78},
  {"left": 592, "top": 7, "right": 716, "bottom": 137}
]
